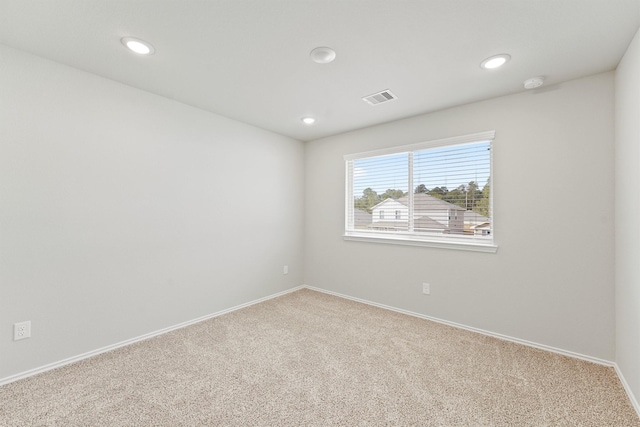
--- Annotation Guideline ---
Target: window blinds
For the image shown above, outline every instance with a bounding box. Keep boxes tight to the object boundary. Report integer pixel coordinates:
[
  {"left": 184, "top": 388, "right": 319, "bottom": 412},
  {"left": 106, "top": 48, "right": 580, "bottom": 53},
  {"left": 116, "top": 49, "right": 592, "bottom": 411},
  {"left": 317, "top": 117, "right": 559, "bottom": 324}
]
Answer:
[{"left": 345, "top": 131, "right": 494, "bottom": 248}]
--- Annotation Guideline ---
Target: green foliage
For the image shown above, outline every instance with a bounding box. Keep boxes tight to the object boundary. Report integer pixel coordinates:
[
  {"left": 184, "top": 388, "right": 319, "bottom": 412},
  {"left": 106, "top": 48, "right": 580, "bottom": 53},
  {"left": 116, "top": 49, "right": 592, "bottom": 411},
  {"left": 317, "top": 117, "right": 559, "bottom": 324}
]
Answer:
[
  {"left": 381, "top": 189, "right": 406, "bottom": 200},
  {"left": 354, "top": 187, "right": 380, "bottom": 213},
  {"left": 419, "top": 179, "right": 490, "bottom": 215},
  {"left": 414, "top": 184, "right": 428, "bottom": 194},
  {"left": 432, "top": 181, "right": 484, "bottom": 211},
  {"left": 354, "top": 188, "right": 406, "bottom": 213},
  {"left": 355, "top": 179, "right": 491, "bottom": 216},
  {"left": 473, "top": 180, "right": 491, "bottom": 217},
  {"left": 428, "top": 186, "right": 448, "bottom": 198},
  {"left": 445, "top": 187, "right": 465, "bottom": 208}
]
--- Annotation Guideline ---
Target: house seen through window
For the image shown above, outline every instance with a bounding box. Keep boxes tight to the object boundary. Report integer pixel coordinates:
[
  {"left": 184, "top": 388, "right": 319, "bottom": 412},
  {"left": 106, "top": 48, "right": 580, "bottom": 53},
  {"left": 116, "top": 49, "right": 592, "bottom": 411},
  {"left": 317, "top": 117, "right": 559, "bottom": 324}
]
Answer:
[{"left": 344, "top": 131, "right": 496, "bottom": 251}]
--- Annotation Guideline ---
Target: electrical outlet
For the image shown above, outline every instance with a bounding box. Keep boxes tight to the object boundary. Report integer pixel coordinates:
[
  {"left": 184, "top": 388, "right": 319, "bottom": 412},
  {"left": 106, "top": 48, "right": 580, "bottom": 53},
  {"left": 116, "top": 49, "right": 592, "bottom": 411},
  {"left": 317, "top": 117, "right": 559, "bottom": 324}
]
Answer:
[
  {"left": 283, "top": 265, "right": 289, "bottom": 275},
  {"left": 422, "top": 283, "right": 430, "bottom": 295},
  {"left": 14, "top": 321, "right": 31, "bottom": 341}
]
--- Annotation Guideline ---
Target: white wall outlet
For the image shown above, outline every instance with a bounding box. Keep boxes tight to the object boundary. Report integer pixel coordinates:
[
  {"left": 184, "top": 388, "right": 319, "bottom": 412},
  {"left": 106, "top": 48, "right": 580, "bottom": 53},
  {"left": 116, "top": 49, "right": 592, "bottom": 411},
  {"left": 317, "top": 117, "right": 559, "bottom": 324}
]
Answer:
[
  {"left": 283, "top": 265, "right": 289, "bottom": 275},
  {"left": 14, "top": 321, "right": 31, "bottom": 341},
  {"left": 422, "top": 283, "right": 430, "bottom": 295}
]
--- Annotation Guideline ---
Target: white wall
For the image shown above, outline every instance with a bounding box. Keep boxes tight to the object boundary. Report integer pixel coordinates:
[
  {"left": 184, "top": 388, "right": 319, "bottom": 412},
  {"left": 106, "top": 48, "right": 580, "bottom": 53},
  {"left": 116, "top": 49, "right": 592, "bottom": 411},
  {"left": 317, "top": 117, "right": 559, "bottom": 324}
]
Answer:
[
  {"left": 615, "top": 27, "right": 640, "bottom": 409},
  {"left": 305, "top": 72, "right": 615, "bottom": 361},
  {"left": 0, "top": 45, "right": 305, "bottom": 380},
  {"left": 0, "top": 37, "right": 629, "bottom": 387}
]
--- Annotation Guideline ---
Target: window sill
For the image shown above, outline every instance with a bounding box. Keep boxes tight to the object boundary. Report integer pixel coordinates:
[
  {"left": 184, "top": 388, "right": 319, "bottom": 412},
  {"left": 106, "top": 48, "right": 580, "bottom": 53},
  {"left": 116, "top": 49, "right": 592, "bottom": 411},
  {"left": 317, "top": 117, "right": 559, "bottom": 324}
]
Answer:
[{"left": 343, "top": 232, "right": 498, "bottom": 253}]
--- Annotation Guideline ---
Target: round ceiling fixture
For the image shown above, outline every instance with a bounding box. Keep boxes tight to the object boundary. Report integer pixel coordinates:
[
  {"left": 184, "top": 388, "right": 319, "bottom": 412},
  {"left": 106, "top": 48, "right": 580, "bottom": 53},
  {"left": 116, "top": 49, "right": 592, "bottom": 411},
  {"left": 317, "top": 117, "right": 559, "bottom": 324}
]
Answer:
[
  {"left": 121, "top": 37, "right": 155, "bottom": 55},
  {"left": 480, "top": 54, "right": 511, "bottom": 69},
  {"left": 524, "top": 76, "right": 545, "bottom": 89},
  {"left": 310, "top": 47, "right": 336, "bottom": 64},
  {"left": 301, "top": 117, "right": 316, "bottom": 125}
]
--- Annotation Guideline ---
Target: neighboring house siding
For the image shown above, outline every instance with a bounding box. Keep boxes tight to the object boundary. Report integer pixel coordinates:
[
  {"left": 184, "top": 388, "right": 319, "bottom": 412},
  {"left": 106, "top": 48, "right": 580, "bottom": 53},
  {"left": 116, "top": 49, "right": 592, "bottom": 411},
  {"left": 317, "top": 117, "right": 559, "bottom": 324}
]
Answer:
[
  {"left": 371, "top": 199, "right": 408, "bottom": 224},
  {"left": 354, "top": 209, "right": 372, "bottom": 229},
  {"left": 368, "top": 193, "right": 470, "bottom": 234}
]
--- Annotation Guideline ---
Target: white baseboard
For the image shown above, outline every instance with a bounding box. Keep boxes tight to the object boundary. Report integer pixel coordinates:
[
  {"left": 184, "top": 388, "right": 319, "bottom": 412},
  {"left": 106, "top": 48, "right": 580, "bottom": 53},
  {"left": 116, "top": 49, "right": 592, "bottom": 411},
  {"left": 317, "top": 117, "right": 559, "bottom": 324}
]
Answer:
[
  {"left": 3, "top": 284, "right": 638, "bottom": 421},
  {"left": 304, "top": 285, "right": 614, "bottom": 366},
  {"left": 614, "top": 363, "right": 640, "bottom": 418},
  {"left": 0, "top": 285, "right": 304, "bottom": 387},
  {"left": 305, "top": 285, "right": 640, "bottom": 420}
]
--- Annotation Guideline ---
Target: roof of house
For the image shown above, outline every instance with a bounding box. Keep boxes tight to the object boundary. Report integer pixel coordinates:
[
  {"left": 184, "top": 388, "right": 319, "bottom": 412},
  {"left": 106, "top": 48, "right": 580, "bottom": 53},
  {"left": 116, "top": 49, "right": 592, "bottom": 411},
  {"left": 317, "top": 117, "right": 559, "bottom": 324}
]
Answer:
[
  {"left": 473, "top": 222, "right": 491, "bottom": 230},
  {"left": 464, "top": 211, "right": 490, "bottom": 223},
  {"left": 397, "top": 193, "right": 466, "bottom": 211},
  {"left": 370, "top": 197, "right": 406, "bottom": 210},
  {"left": 354, "top": 209, "right": 372, "bottom": 226},
  {"left": 414, "top": 216, "right": 447, "bottom": 230},
  {"left": 368, "top": 215, "right": 446, "bottom": 230}
]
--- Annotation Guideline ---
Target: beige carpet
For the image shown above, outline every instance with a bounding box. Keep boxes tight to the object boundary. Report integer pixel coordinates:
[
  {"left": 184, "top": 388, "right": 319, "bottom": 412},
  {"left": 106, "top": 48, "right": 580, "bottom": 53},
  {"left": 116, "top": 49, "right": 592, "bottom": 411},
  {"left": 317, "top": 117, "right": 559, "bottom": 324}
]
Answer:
[{"left": 0, "top": 289, "right": 638, "bottom": 426}]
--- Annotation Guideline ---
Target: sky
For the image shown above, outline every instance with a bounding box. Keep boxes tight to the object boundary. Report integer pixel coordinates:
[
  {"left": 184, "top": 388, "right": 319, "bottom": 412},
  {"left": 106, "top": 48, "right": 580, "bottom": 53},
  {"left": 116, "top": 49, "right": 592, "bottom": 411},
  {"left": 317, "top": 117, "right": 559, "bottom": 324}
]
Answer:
[{"left": 352, "top": 141, "right": 491, "bottom": 197}]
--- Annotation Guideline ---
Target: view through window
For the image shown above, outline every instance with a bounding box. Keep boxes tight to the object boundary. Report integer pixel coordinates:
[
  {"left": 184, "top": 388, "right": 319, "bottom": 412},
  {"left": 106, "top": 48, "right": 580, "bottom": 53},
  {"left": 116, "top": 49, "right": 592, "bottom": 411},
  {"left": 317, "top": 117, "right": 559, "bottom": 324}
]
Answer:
[{"left": 345, "top": 131, "right": 495, "bottom": 250}]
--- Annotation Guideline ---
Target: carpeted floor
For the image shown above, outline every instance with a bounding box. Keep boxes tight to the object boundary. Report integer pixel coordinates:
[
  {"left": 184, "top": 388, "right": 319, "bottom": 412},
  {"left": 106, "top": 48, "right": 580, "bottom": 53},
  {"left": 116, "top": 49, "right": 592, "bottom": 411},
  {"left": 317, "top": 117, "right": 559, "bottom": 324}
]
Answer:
[{"left": 0, "top": 288, "right": 638, "bottom": 426}]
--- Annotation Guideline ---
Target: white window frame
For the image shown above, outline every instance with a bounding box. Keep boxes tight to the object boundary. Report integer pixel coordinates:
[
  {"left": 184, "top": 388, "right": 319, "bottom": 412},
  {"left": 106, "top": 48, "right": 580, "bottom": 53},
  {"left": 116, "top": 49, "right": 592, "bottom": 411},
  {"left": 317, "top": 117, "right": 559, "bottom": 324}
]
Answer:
[{"left": 344, "top": 130, "right": 497, "bottom": 253}]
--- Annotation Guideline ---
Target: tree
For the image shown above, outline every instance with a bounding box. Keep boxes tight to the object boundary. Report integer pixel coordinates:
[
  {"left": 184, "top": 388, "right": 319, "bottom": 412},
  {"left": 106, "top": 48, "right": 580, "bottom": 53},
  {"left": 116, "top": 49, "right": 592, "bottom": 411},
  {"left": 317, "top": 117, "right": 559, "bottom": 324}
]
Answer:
[
  {"left": 466, "top": 181, "right": 478, "bottom": 209},
  {"left": 445, "top": 186, "right": 466, "bottom": 209},
  {"left": 354, "top": 188, "right": 381, "bottom": 213},
  {"left": 473, "top": 179, "right": 491, "bottom": 217},
  {"left": 434, "top": 182, "right": 484, "bottom": 210},
  {"left": 380, "top": 189, "right": 406, "bottom": 200},
  {"left": 460, "top": 181, "right": 484, "bottom": 210},
  {"left": 429, "top": 186, "right": 448, "bottom": 199},
  {"left": 414, "top": 184, "right": 428, "bottom": 194}
]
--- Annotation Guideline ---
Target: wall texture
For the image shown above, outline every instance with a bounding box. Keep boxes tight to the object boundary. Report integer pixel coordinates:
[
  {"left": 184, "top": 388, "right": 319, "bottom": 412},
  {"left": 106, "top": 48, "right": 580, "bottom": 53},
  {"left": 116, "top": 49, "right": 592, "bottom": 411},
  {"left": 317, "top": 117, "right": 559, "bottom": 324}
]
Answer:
[
  {"left": 0, "top": 45, "right": 305, "bottom": 380},
  {"left": 615, "top": 27, "right": 640, "bottom": 409},
  {"left": 0, "top": 39, "right": 627, "bottom": 389},
  {"left": 305, "top": 72, "right": 615, "bottom": 361}
]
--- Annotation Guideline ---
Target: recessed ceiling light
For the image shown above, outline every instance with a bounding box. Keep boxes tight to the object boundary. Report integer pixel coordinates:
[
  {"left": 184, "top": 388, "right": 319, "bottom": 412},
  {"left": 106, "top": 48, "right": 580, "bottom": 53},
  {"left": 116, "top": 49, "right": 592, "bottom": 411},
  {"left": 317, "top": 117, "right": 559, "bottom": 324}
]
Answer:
[
  {"left": 480, "top": 54, "right": 511, "bottom": 69},
  {"left": 310, "top": 47, "right": 336, "bottom": 64},
  {"left": 121, "top": 37, "right": 155, "bottom": 55},
  {"left": 301, "top": 117, "right": 316, "bottom": 125}
]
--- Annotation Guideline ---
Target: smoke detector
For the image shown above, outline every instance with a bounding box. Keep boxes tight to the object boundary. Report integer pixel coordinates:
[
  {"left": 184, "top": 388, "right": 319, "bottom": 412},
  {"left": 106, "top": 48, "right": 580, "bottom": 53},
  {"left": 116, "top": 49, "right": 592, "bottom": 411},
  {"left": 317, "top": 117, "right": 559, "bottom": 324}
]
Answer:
[
  {"left": 310, "top": 47, "right": 336, "bottom": 64},
  {"left": 524, "top": 76, "right": 545, "bottom": 90},
  {"left": 362, "top": 90, "right": 397, "bottom": 105}
]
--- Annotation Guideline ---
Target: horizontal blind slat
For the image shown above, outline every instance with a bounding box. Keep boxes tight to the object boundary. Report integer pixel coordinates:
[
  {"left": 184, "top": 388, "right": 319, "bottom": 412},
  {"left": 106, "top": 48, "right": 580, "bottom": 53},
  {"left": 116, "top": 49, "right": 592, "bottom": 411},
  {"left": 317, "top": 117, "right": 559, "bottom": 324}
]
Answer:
[{"left": 347, "top": 133, "right": 493, "bottom": 245}]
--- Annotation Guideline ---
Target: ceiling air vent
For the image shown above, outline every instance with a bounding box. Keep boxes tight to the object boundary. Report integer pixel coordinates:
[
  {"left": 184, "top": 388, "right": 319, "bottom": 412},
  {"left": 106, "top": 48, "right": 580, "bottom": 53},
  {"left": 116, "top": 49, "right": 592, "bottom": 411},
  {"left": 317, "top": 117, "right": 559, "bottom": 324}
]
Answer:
[{"left": 362, "top": 89, "right": 397, "bottom": 105}]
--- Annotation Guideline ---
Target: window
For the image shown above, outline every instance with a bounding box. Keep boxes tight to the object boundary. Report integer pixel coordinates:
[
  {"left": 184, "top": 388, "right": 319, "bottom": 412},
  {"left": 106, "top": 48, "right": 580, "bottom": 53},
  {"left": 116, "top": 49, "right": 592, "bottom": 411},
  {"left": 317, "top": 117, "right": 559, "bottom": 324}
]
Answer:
[{"left": 345, "top": 131, "right": 496, "bottom": 252}]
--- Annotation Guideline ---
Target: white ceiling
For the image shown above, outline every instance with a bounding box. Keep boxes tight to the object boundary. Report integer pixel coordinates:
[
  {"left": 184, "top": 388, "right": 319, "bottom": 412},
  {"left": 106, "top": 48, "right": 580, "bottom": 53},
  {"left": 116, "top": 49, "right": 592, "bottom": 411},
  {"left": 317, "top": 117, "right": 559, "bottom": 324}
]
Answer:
[{"left": 1, "top": 0, "right": 639, "bottom": 142}]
